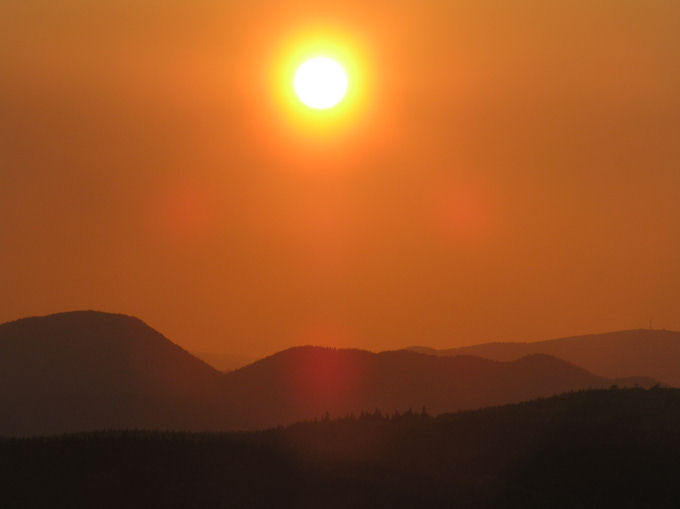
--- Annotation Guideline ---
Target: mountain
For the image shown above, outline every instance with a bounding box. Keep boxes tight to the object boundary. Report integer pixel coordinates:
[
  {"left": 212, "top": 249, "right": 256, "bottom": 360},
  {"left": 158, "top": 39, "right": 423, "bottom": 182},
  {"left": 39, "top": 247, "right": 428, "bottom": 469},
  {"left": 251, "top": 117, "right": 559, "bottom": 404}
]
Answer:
[
  {"left": 0, "top": 311, "right": 656, "bottom": 436},
  {"left": 220, "top": 346, "right": 654, "bottom": 429},
  {"left": 3, "top": 387, "right": 680, "bottom": 508},
  {"left": 409, "top": 329, "right": 680, "bottom": 386},
  {"left": 0, "top": 311, "right": 225, "bottom": 435}
]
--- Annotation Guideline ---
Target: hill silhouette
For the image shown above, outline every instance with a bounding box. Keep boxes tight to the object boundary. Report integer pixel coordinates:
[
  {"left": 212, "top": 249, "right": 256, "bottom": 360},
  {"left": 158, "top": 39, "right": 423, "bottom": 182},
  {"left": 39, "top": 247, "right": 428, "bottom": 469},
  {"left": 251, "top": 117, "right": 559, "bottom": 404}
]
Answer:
[
  {"left": 2, "top": 387, "right": 679, "bottom": 508},
  {"left": 0, "top": 311, "right": 656, "bottom": 435},
  {"left": 0, "top": 311, "right": 225, "bottom": 435},
  {"left": 409, "top": 329, "right": 680, "bottom": 386},
  {"left": 221, "top": 345, "right": 654, "bottom": 429}
]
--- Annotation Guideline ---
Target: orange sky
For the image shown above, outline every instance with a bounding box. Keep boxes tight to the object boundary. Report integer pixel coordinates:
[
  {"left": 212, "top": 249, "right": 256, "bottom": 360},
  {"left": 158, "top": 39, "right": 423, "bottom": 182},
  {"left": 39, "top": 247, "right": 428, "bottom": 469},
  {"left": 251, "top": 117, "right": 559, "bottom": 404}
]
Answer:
[{"left": 1, "top": 0, "right": 679, "bottom": 357}]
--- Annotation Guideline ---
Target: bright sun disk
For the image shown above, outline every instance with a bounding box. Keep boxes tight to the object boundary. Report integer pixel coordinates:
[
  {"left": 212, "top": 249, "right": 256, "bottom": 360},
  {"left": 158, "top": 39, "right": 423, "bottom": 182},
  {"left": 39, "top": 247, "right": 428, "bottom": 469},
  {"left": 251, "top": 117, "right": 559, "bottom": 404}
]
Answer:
[{"left": 294, "top": 57, "right": 348, "bottom": 110}]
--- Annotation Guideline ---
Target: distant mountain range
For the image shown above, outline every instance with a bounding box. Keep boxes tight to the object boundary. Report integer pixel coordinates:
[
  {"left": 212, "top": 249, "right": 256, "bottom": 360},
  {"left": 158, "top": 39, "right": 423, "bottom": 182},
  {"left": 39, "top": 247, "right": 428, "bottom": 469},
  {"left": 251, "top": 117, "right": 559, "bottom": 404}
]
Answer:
[
  {"left": 221, "top": 346, "right": 652, "bottom": 430},
  {"left": 408, "top": 329, "right": 680, "bottom": 386},
  {"left": 0, "top": 311, "right": 657, "bottom": 435}
]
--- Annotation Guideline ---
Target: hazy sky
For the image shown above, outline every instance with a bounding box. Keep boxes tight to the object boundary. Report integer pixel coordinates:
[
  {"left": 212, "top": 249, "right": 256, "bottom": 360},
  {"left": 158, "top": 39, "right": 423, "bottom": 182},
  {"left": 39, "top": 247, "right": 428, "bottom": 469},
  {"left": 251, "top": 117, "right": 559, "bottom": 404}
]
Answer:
[{"left": 1, "top": 1, "right": 679, "bottom": 357}]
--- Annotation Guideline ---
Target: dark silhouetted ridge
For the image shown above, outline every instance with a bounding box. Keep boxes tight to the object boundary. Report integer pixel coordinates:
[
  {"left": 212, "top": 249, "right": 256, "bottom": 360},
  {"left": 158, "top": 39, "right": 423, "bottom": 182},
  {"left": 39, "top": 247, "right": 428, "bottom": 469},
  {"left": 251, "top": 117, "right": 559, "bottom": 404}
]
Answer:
[
  {"left": 0, "top": 313, "right": 657, "bottom": 436},
  {"left": 0, "top": 311, "right": 224, "bottom": 435},
  {"left": 409, "top": 329, "right": 680, "bottom": 386},
  {"left": 221, "top": 345, "right": 654, "bottom": 429},
  {"left": 2, "top": 387, "right": 680, "bottom": 508}
]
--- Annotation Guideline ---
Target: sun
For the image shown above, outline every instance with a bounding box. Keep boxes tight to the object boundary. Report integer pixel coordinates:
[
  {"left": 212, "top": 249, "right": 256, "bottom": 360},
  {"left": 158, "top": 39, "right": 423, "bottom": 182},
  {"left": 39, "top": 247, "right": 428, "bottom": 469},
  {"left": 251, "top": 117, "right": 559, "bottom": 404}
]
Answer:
[{"left": 294, "top": 57, "right": 348, "bottom": 110}]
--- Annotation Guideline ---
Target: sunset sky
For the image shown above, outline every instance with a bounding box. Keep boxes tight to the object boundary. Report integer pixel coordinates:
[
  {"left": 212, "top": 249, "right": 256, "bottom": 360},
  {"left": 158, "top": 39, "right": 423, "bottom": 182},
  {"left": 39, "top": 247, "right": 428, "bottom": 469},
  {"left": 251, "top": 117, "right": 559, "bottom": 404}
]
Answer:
[{"left": 1, "top": 0, "right": 679, "bottom": 357}]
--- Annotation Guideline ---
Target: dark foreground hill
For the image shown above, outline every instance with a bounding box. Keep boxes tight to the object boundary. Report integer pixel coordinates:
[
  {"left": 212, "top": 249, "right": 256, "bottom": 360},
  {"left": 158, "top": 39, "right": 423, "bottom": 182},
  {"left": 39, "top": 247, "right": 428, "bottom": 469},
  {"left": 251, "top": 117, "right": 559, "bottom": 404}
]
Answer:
[
  {"left": 410, "top": 329, "right": 680, "bottom": 386},
  {"left": 2, "top": 388, "right": 679, "bottom": 508},
  {"left": 0, "top": 311, "right": 655, "bottom": 435}
]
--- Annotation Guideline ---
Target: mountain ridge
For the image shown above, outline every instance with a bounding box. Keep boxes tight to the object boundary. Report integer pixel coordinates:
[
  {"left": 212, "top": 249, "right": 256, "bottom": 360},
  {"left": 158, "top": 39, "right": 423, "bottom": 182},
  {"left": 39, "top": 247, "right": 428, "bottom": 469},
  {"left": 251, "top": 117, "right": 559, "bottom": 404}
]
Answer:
[
  {"left": 407, "top": 328, "right": 680, "bottom": 386},
  {"left": 0, "top": 311, "right": 657, "bottom": 435}
]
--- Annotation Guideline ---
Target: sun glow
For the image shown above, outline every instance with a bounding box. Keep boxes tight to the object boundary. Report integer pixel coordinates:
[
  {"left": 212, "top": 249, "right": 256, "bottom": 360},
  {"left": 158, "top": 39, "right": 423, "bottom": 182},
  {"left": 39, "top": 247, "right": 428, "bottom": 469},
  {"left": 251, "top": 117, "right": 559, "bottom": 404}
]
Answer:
[
  {"left": 294, "top": 57, "right": 348, "bottom": 109},
  {"left": 264, "top": 27, "right": 376, "bottom": 146},
  {"left": 260, "top": 23, "right": 382, "bottom": 153}
]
